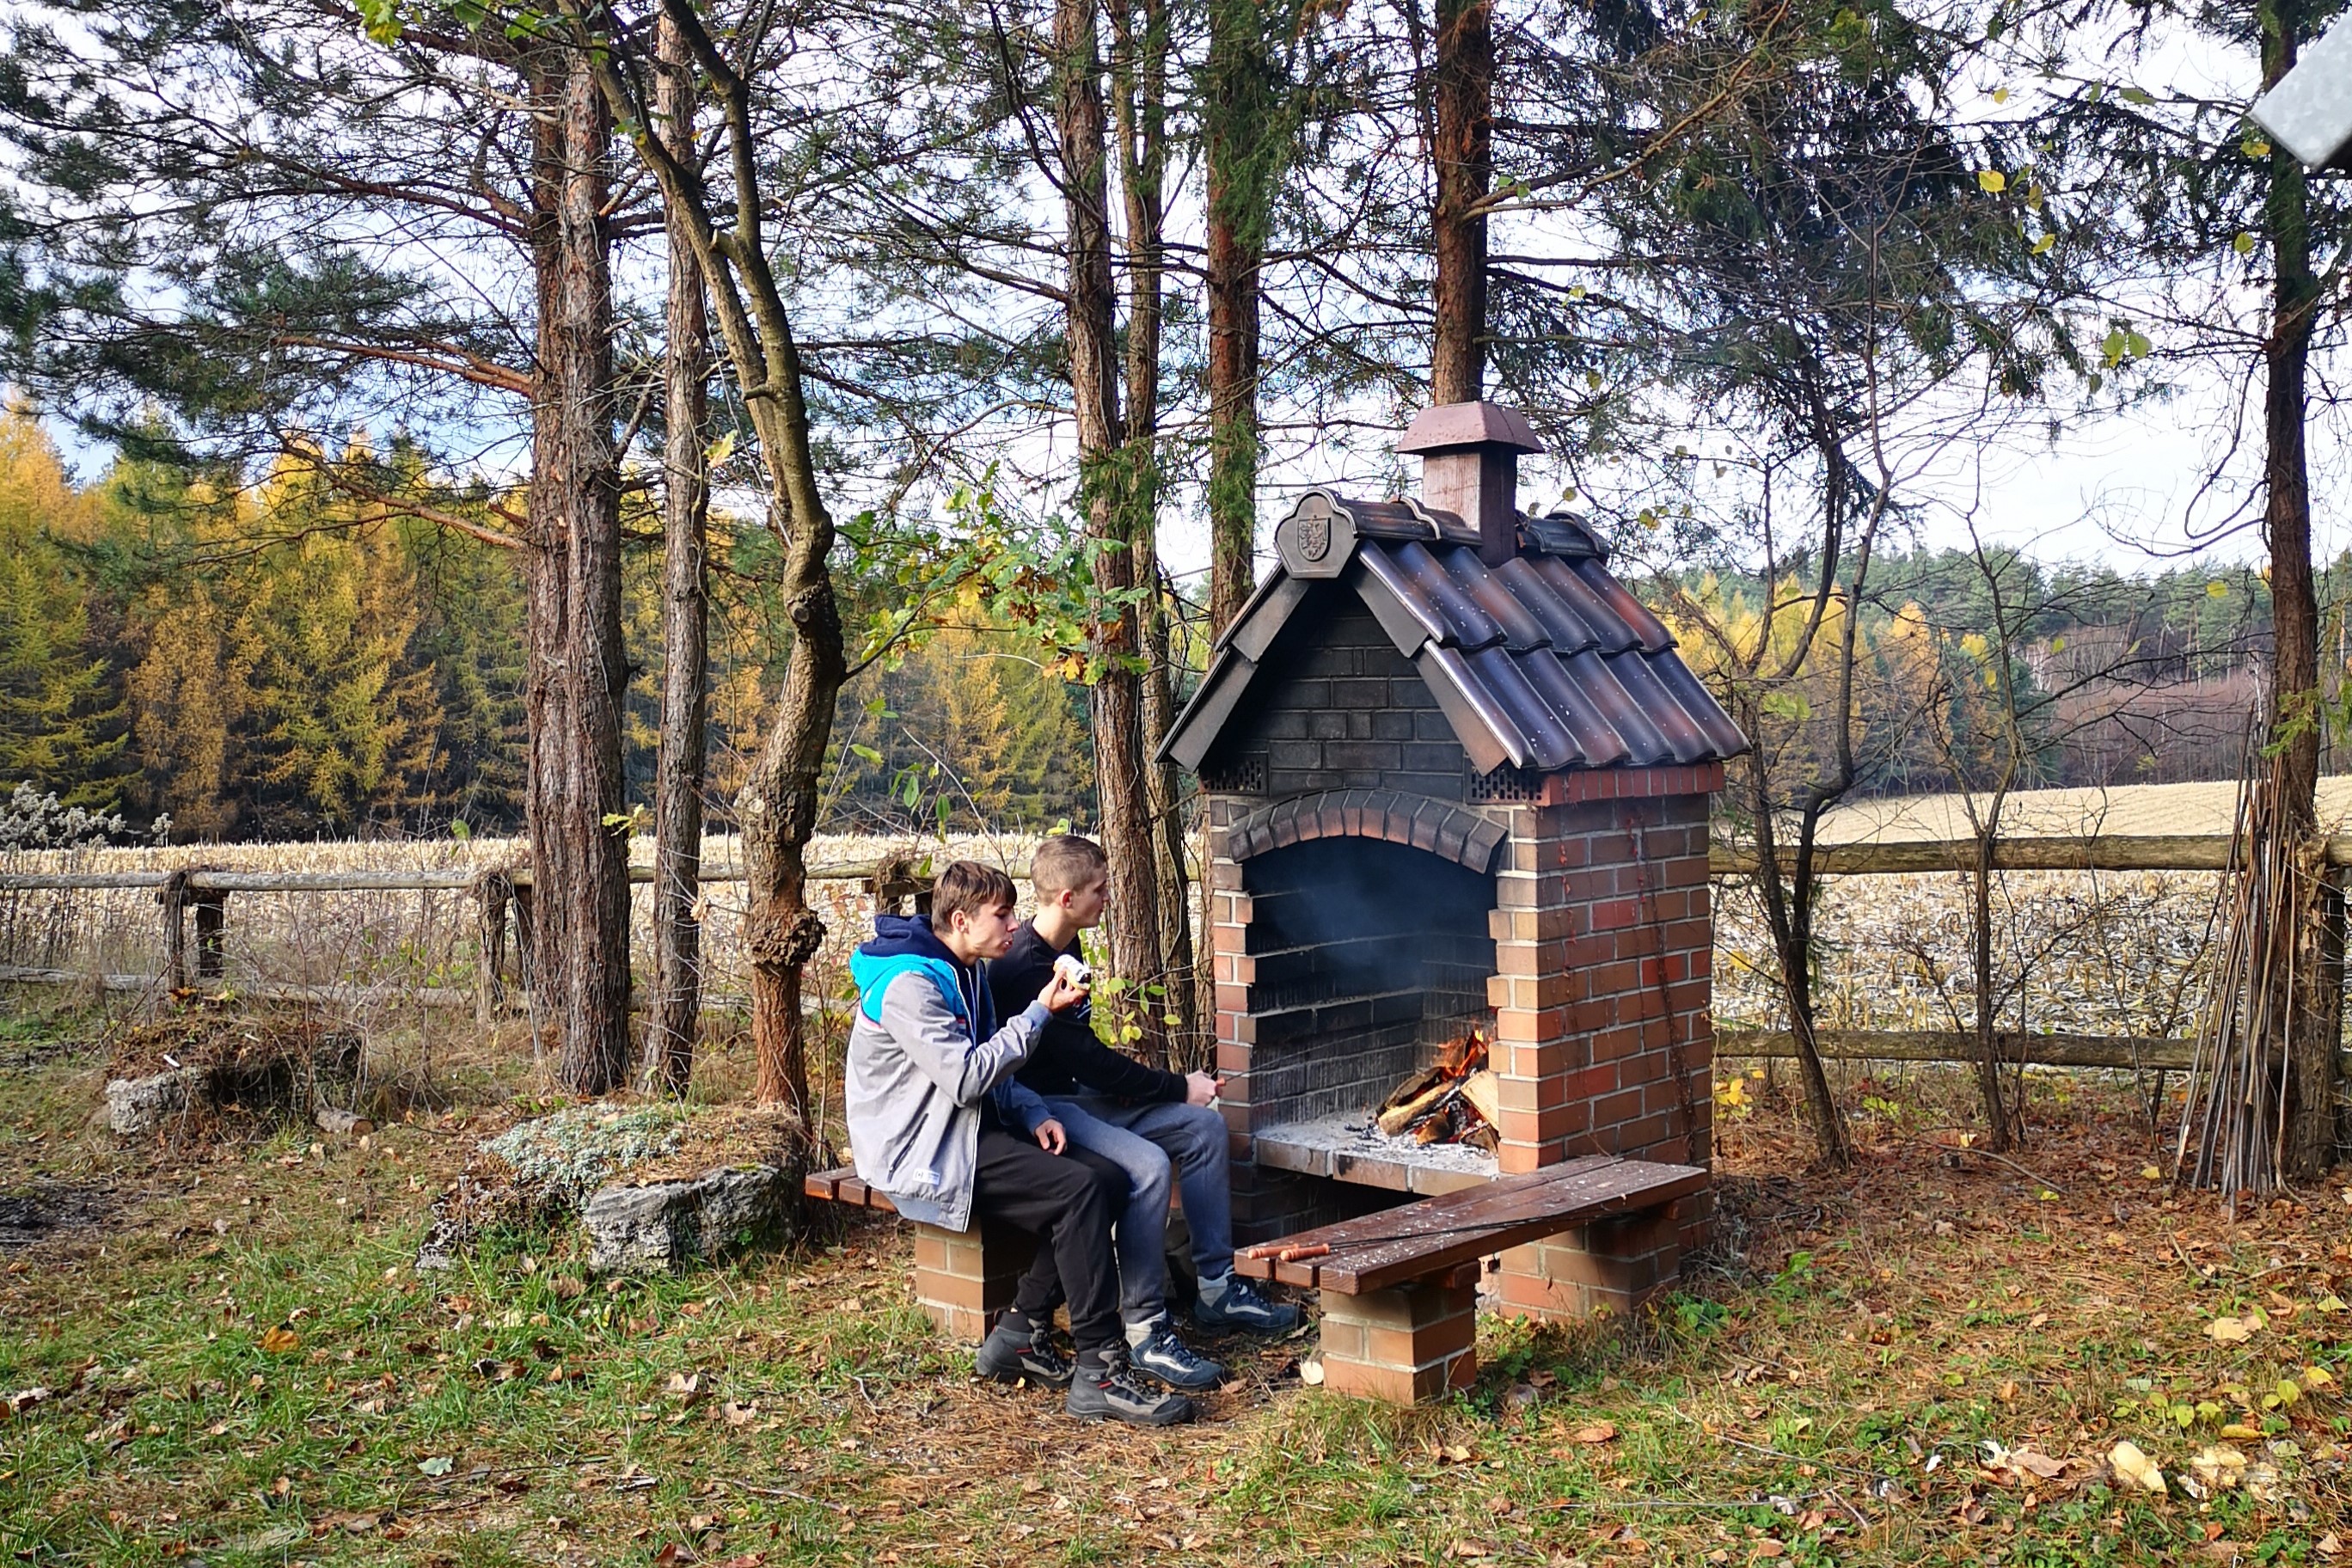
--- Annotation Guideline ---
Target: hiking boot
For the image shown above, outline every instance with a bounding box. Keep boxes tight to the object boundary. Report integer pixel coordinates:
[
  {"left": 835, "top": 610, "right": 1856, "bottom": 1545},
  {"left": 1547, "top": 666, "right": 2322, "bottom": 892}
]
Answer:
[
  {"left": 1127, "top": 1316, "right": 1223, "bottom": 1390},
  {"left": 975, "top": 1314, "right": 1073, "bottom": 1387},
  {"left": 1192, "top": 1274, "right": 1302, "bottom": 1334},
  {"left": 1066, "top": 1346, "right": 1196, "bottom": 1426}
]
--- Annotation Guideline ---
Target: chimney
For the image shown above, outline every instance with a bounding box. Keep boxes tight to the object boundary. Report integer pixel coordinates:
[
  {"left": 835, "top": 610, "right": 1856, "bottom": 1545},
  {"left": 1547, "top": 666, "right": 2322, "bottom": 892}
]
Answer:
[{"left": 1397, "top": 402, "right": 1544, "bottom": 566}]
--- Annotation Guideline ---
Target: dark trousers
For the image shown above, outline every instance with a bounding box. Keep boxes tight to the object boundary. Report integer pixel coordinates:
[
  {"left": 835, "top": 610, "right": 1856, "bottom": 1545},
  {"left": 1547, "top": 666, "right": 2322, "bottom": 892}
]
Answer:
[{"left": 970, "top": 1127, "right": 1124, "bottom": 1353}]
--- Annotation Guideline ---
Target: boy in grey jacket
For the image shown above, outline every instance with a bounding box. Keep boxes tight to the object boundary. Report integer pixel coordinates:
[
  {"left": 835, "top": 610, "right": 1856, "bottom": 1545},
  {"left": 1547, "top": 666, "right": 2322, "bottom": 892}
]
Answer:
[{"left": 844, "top": 861, "right": 1193, "bottom": 1426}]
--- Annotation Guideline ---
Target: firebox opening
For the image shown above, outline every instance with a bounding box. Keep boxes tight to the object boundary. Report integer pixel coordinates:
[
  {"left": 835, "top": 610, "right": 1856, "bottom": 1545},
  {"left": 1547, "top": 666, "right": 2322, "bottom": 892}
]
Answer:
[{"left": 1241, "top": 835, "right": 1497, "bottom": 1187}]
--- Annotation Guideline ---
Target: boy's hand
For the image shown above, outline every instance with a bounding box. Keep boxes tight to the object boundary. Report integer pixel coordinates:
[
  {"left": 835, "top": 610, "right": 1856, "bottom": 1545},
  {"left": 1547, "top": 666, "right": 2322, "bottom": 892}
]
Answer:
[
  {"left": 1038, "top": 971, "right": 1087, "bottom": 1013},
  {"left": 1034, "top": 1118, "right": 1068, "bottom": 1155},
  {"left": 1185, "top": 1071, "right": 1222, "bottom": 1107}
]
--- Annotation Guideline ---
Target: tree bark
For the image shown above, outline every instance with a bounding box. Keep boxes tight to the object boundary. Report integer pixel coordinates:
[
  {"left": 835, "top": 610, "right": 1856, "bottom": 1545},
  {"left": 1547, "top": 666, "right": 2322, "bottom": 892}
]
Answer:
[
  {"left": 1430, "top": 0, "right": 1492, "bottom": 403},
  {"left": 565, "top": 0, "right": 845, "bottom": 1118},
  {"left": 645, "top": 12, "right": 709, "bottom": 1099},
  {"left": 1203, "top": 0, "right": 1274, "bottom": 634},
  {"left": 522, "top": 45, "right": 631, "bottom": 1097},
  {"left": 1058, "top": 0, "right": 1167, "bottom": 1060},
  {"left": 1113, "top": 0, "right": 1196, "bottom": 1057},
  {"left": 2259, "top": 0, "right": 2342, "bottom": 1180},
  {"left": 1971, "top": 832, "right": 2014, "bottom": 1152},
  {"left": 1743, "top": 737, "right": 1853, "bottom": 1168}
]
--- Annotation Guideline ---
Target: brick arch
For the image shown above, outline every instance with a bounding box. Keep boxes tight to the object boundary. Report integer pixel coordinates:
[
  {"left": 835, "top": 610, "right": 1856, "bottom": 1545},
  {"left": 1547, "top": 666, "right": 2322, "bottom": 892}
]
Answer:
[{"left": 1227, "top": 789, "right": 1508, "bottom": 873}]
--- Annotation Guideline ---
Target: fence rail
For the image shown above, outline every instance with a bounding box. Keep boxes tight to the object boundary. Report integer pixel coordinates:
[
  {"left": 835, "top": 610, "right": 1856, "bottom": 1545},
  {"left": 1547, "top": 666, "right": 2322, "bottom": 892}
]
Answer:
[
  {"left": 0, "top": 860, "right": 907, "bottom": 895},
  {"left": 0, "top": 832, "right": 2312, "bottom": 1072},
  {"left": 1707, "top": 833, "right": 2352, "bottom": 875}
]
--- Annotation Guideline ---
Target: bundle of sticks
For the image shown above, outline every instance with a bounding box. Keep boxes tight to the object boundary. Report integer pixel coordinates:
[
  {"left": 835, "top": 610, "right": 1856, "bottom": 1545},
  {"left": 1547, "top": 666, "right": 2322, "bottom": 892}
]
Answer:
[
  {"left": 1375, "top": 1027, "right": 1500, "bottom": 1150},
  {"left": 2176, "top": 737, "right": 2310, "bottom": 1197}
]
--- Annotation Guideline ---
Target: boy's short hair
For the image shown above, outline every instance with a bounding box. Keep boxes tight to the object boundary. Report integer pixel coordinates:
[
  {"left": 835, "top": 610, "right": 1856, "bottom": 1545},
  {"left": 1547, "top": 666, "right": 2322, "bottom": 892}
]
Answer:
[
  {"left": 931, "top": 861, "right": 1017, "bottom": 928},
  {"left": 1031, "top": 835, "right": 1109, "bottom": 897}
]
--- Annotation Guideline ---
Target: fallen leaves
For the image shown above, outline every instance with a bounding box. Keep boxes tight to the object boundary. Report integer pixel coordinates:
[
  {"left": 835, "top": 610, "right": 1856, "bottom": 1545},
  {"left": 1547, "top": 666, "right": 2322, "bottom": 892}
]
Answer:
[
  {"left": 2187, "top": 1445, "right": 2245, "bottom": 1491},
  {"left": 257, "top": 1326, "right": 301, "bottom": 1354},
  {"left": 1568, "top": 1421, "right": 1619, "bottom": 1445},
  {"left": 2108, "top": 1441, "right": 2166, "bottom": 1494},
  {"left": 1978, "top": 1441, "right": 2075, "bottom": 1487},
  {"left": 2204, "top": 1312, "right": 2263, "bottom": 1344}
]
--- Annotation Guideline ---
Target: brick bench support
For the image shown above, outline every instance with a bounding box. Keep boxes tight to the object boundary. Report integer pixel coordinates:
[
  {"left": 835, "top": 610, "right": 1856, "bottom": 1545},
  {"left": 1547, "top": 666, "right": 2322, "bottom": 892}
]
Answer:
[
  {"left": 1315, "top": 1266, "right": 1479, "bottom": 1404},
  {"left": 1235, "top": 1155, "right": 1707, "bottom": 1406},
  {"left": 910, "top": 1218, "right": 1037, "bottom": 1339},
  {"left": 806, "top": 1168, "right": 1036, "bottom": 1339}
]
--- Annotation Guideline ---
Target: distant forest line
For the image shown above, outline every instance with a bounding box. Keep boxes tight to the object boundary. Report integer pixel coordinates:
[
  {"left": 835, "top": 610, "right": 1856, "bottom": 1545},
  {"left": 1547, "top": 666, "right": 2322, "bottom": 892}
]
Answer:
[{"left": 0, "top": 410, "right": 2328, "bottom": 843}]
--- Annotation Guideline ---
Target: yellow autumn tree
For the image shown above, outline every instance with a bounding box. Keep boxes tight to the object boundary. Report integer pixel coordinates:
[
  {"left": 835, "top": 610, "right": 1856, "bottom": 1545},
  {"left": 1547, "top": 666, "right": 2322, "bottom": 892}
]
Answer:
[{"left": 0, "top": 410, "right": 128, "bottom": 808}]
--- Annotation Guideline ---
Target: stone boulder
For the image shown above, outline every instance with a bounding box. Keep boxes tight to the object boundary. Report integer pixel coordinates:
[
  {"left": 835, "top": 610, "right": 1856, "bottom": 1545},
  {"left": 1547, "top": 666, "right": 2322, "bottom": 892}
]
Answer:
[
  {"left": 105, "top": 1069, "right": 200, "bottom": 1136},
  {"left": 580, "top": 1164, "right": 801, "bottom": 1274}
]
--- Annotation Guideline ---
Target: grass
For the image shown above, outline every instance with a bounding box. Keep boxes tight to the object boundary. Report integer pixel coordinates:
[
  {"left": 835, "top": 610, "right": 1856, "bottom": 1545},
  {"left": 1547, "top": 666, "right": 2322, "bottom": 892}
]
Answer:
[{"left": 1, "top": 1001, "right": 2346, "bottom": 1567}]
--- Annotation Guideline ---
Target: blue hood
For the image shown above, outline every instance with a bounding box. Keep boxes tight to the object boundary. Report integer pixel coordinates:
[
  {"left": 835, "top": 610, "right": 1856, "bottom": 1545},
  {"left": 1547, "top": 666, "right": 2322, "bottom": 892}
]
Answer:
[{"left": 849, "top": 915, "right": 995, "bottom": 1039}]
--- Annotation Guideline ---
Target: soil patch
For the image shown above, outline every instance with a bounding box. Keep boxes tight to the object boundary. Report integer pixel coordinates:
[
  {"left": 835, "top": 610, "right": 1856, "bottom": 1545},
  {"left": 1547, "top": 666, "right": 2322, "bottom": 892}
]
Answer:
[
  {"left": 110, "top": 1012, "right": 358, "bottom": 1087},
  {"left": 0, "top": 1179, "right": 114, "bottom": 1251},
  {"left": 104, "top": 1012, "right": 362, "bottom": 1138}
]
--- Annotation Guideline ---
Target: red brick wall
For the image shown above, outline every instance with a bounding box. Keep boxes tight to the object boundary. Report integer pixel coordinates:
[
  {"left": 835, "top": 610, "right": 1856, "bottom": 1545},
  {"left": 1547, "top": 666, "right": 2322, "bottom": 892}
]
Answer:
[
  {"left": 1486, "top": 765, "right": 1719, "bottom": 1318},
  {"left": 1209, "top": 765, "right": 1718, "bottom": 1267}
]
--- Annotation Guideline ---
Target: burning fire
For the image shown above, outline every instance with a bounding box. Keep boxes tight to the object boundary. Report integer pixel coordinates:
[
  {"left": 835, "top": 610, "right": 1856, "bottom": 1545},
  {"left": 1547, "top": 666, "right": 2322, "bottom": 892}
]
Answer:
[{"left": 1375, "top": 1025, "right": 1499, "bottom": 1151}]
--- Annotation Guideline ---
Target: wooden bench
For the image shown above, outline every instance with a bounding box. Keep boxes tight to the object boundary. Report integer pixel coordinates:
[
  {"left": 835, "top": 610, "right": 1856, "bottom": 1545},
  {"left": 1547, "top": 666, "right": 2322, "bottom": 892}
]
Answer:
[
  {"left": 805, "top": 1167, "right": 1039, "bottom": 1339},
  {"left": 1234, "top": 1154, "right": 1708, "bottom": 1404}
]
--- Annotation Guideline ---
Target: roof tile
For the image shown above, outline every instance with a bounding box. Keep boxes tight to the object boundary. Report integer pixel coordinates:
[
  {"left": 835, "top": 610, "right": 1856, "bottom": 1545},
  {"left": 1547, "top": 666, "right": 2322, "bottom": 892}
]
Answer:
[{"left": 1161, "top": 492, "right": 1748, "bottom": 779}]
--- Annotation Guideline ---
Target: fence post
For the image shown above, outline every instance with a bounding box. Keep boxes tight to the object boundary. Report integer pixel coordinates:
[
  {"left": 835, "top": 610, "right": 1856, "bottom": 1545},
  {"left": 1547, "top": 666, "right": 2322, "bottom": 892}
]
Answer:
[
  {"left": 472, "top": 870, "right": 513, "bottom": 1028},
  {"left": 193, "top": 891, "right": 229, "bottom": 983},
  {"left": 157, "top": 869, "right": 193, "bottom": 993},
  {"left": 511, "top": 874, "right": 537, "bottom": 1059}
]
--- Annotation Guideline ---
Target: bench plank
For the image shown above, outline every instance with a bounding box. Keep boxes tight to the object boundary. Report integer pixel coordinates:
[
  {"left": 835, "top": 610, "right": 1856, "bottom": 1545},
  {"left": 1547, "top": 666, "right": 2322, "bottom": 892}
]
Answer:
[
  {"left": 1236, "top": 1155, "right": 1706, "bottom": 1294},
  {"left": 1248, "top": 1156, "right": 1616, "bottom": 1285},
  {"left": 805, "top": 1166, "right": 896, "bottom": 1213}
]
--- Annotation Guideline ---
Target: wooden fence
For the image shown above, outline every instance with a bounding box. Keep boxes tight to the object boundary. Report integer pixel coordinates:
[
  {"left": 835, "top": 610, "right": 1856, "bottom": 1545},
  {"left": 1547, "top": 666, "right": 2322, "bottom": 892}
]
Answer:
[{"left": 0, "top": 835, "right": 2327, "bottom": 1072}]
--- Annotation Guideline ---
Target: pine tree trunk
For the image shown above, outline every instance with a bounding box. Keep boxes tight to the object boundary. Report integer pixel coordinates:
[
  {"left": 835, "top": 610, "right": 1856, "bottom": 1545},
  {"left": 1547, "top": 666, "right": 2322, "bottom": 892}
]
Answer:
[
  {"left": 523, "top": 47, "right": 631, "bottom": 1097},
  {"left": 1203, "top": 0, "right": 1271, "bottom": 634},
  {"left": 1114, "top": 0, "right": 1195, "bottom": 1057},
  {"left": 2260, "top": 0, "right": 2343, "bottom": 1180},
  {"left": 1430, "top": 0, "right": 1492, "bottom": 404},
  {"left": 1059, "top": 0, "right": 1166, "bottom": 1060},
  {"left": 645, "top": 14, "right": 709, "bottom": 1099}
]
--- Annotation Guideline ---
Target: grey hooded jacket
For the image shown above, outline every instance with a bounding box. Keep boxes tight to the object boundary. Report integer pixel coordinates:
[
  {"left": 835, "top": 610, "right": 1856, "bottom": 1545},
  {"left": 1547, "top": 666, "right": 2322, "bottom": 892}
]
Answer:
[{"left": 844, "top": 952, "right": 1051, "bottom": 1232}]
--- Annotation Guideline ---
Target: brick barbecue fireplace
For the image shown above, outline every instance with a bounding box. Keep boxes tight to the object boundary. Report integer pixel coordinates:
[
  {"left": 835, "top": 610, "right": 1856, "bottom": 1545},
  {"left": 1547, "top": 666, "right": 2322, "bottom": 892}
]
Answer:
[{"left": 1160, "top": 401, "right": 1748, "bottom": 1323}]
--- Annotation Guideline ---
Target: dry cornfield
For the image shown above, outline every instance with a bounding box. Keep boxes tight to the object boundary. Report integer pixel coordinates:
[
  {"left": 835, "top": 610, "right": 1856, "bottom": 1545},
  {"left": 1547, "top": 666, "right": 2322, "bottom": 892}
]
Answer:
[
  {"left": 1712, "top": 867, "right": 2225, "bottom": 1043},
  {"left": 1, "top": 833, "right": 2233, "bottom": 1058},
  {"left": 0, "top": 832, "right": 1044, "bottom": 1096}
]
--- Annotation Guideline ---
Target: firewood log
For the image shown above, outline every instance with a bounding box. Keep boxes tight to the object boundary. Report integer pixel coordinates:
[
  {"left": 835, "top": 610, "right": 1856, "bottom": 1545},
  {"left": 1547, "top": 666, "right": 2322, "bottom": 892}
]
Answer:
[
  {"left": 1378, "top": 1078, "right": 1459, "bottom": 1136},
  {"left": 1459, "top": 1069, "right": 1500, "bottom": 1129},
  {"left": 1378, "top": 1063, "right": 1447, "bottom": 1115}
]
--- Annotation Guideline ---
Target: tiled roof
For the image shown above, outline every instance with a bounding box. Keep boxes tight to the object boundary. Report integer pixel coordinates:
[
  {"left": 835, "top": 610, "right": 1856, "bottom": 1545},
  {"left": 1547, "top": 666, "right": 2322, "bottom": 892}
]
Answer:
[{"left": 1160, "top": 493, "right": 1749, "bottom": 777}]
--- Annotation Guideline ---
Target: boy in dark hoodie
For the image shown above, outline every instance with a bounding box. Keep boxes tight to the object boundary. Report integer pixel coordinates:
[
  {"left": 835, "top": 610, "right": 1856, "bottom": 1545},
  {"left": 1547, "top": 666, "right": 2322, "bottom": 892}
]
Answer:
[
  {"left": 844, "top": 860, "right": 1192, "bottom": 1426},
  {"left": 988, "top": 836, "right": 1300, "bottom": 1391}
]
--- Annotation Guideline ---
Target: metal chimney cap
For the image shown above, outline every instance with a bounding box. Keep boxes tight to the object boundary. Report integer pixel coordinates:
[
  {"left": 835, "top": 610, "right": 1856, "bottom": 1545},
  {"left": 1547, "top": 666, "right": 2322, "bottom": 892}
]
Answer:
[
  {"left": 1397, "top": 401, "right": 1544, "bottom": 456},
  {"left": 2252, "top": 18, "right": 2352, "bottom": 169}
]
